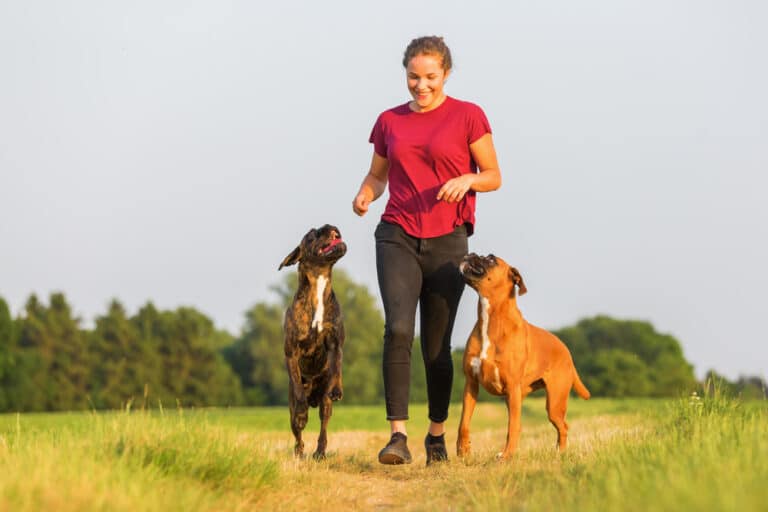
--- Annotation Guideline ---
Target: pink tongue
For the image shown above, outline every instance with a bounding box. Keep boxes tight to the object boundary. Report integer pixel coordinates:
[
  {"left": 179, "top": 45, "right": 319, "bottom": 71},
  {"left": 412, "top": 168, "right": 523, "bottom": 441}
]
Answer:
[{"left": 323, "top": 238, "right": 342, "bottom": 253}]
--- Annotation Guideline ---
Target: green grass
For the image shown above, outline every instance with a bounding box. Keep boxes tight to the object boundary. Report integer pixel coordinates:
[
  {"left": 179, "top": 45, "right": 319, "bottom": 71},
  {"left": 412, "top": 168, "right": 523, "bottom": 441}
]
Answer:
[
  {"left": 0, "top": 392, "right": 765, "bottom": 511},
  {"left": 464, "top": 390, "right": 768, "bottom": 512},
  {"left": 0, "top": 410, "right": 278, "bottom": 510}
]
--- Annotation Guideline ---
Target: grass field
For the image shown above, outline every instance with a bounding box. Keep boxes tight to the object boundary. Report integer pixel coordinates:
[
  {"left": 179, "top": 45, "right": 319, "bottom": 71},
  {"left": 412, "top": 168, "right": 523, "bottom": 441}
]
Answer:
[{"left": 0, "top": 391, "right": 765, "bottom": 511}]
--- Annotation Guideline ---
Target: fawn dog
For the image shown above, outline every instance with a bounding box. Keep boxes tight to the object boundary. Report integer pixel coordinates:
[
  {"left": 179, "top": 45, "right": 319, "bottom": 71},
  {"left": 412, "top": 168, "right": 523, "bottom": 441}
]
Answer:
[{"left": 456, "top": 253, "right": 590, "bottom": 460}]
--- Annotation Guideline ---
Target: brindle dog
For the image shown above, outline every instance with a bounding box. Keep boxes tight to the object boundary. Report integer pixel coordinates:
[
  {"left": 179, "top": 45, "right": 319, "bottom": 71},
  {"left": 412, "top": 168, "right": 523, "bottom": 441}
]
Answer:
[{"left": 279, "top": 224, "right": 347, "bottom": 459}]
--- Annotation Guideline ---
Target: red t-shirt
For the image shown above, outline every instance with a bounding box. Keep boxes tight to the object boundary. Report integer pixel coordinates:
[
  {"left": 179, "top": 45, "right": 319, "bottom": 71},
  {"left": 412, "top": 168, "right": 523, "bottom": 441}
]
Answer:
[{"left": 369, "top": 96, "right": 491, "bottom": 238}]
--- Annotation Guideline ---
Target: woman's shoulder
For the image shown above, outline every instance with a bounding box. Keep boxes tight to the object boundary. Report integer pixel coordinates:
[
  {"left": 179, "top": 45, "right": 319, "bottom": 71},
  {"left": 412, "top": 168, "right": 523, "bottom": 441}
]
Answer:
[
  {"left": 371, "top": 102, "right": 412, "bottom": 131},
  {"left": 377, "top": 102, "right": 411, "bottom": 118},
  {"left": 446, "top": 96, "right": 486, "bottom": 114}
]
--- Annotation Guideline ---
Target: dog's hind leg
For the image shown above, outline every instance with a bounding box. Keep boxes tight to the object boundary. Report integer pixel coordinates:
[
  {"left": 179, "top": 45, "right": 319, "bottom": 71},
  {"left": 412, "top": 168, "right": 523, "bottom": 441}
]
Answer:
[
  {"left": 544, "top": 383, "right": 570, "bottom": 452},
  {"left": 314, "top": 395, "right": 332, "bottom": 460}
]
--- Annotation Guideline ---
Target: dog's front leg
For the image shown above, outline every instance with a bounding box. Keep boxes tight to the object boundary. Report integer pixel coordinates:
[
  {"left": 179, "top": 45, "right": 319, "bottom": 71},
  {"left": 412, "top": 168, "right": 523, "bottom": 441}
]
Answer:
[
  {"left": 457, "top": 376, "right": 479, "bottom": 458},
  {"left": 286, "top": 354, "right": 308, "bottom": 410},
  {"left": 286, "top": 355, "right": 308, "bottom": 457},
  {"left": 327, "top": 347, "right": 343, "bottom": 401},
  {"left": 327, "top": 326, "right": 344, "bottom": 401},
  {"left": 499, "top": 383, "right": 523, "bottom": 461},
  {"left": 314, "top": 394, "right": 332, "bottom": 460},
  {"left": 288, "top": 380, "right": 308, "bottom": 457}
]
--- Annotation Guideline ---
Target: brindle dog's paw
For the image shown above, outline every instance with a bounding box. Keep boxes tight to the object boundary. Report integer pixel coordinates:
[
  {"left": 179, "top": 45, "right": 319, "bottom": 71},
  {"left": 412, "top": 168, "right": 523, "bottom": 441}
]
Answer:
[
  {"left": 294, "top": 410, "right": 308, "bottom": 430},
  {"left": 328, "top": 386, "right": 343, "bottom": 401}
]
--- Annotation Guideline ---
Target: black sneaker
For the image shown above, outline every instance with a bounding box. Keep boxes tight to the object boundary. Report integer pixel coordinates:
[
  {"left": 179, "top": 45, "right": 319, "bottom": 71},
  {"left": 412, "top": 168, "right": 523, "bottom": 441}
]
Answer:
[
  {"left": 425, "top": 433, "right": 448, "bottom": 465},
  {"left": 378, "top": 432, "right": 412, "bottom": 465}
]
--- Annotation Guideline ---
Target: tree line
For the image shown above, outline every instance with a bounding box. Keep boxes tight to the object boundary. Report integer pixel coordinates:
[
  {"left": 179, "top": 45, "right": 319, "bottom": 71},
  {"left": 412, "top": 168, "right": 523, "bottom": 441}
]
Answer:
[{"left": 0, "top": 270, "right": 764, "bottom": 412}]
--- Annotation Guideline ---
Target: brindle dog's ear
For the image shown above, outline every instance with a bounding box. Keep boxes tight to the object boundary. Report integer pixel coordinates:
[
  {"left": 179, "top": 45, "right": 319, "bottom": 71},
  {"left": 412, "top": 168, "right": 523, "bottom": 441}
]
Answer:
[
  {"left": 509, "top": 267, "right": 527, "bottom": 297},
  {"left": 278, "top": 246, "right": 301, "bottom": 270}
]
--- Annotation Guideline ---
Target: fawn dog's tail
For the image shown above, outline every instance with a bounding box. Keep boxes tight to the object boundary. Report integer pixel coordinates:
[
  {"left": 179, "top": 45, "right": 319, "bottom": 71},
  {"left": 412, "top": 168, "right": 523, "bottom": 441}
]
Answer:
[{"left": 573, "top": 368, "right": 591, "bottom": 400}]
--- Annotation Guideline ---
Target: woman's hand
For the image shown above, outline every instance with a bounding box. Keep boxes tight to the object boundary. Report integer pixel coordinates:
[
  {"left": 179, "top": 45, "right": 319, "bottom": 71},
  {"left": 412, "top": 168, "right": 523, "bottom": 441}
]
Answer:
[
  {"left": 353, "top": 190, "right": 373, "bottom": 216},
  {"left": 436, "top": 133, "right": 502, "bottom": 203},
  {"left": 436, "top": 174, "right": 476, "bottom": 203},
  {"left": 353, "top": 152, "right": 390, "bottom": 216},
  {"left": 437, "top": 134, "right": 502, "bottom": 202}
]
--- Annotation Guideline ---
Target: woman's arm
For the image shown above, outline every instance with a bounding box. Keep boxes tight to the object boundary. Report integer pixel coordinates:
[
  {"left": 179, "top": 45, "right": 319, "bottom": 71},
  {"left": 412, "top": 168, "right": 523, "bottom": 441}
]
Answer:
[
  {"left": 436, "top": 133, "right": 501, "bottom": 203},
  {"left": 352, "top": 152, "right": 389, "bottom": 216}
]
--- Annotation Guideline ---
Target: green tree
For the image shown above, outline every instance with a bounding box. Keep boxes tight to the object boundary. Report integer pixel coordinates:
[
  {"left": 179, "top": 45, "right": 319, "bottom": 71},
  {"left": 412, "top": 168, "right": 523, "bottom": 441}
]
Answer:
[
  {"left": 16, "top": 293, "right": 90, "bottom": 411},
  {"left": 555, "top": 316, "right": 696, "bottom": 397},
  {"left": 0, "top": 296, "right": 12, "bottom": 351},
  {"left": 89, "top": 300, "right": 162, "bottom": 409},
  {"left": 0, "top": 296, "right": 41, "bottom": 412},
  {"left": 733, "top": 375, "right": 767, "bottom": 399},
  {"left": 0, "top": 297, "right": 17, "bottom": 411},
  {"left": 135, "top": 304, "right": 241, "bottom": 407},
  {"left": 582, "top": 349, "right": 653, "bottom": 397},
  {"left": 702, "top": 370, "right": 766, "bottom": 400},
  {"left": 224, "top": 302, "right": 286, "bottom": 405}
]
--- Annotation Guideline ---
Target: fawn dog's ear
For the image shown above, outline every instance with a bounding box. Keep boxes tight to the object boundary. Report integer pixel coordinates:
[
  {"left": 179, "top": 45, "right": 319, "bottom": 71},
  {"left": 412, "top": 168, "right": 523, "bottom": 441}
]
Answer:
[
  {"left": 509, "top": 267, "right": 527, "bottom": 297},
  {"left": 278, "top": 246, "right": 301, "bottom": 270}
]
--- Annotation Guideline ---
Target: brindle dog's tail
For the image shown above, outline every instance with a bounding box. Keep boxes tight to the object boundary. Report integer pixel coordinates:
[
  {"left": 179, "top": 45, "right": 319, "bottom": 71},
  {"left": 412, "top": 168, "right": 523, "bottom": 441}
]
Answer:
[{"left": 572, "top": 369, "right": 591, "bottom": 400}]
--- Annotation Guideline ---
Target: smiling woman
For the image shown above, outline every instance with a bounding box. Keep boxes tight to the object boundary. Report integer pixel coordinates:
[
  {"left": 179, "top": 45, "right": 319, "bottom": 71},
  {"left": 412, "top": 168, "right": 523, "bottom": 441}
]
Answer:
[{"left": 351, "top": 35, "right": 503, "bottom": 466}]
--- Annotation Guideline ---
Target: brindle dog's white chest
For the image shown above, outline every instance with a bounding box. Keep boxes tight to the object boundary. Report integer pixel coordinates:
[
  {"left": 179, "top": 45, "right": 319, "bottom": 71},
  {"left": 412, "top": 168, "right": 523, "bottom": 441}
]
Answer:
[{"left": 311, "top": 275, "right": 328, "bottom": 332}]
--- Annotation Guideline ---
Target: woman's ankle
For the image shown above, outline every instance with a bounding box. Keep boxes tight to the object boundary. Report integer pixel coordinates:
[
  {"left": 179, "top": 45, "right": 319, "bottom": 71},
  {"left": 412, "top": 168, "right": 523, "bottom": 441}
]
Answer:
[
  {"left": 428, "top": 421, "right": 445, "bottom": 437},
  {"left": 390, "top": 419, "right": 407, "bottom": 436}
]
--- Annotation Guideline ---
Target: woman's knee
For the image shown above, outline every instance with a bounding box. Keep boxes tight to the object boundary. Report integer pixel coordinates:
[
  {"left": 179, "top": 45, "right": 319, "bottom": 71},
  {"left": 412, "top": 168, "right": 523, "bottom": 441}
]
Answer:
[
  {"left": 384, "top": 319, "right": 415, "bottom": 347},
  {"left": 424, "top": 346, "right": 453, "bottom": 370}
]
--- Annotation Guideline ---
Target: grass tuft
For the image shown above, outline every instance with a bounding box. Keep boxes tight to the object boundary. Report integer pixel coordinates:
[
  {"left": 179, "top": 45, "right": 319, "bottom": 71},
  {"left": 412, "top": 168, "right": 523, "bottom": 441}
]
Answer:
[{"left": 109, "top": 417, "right": 278, "bottom": 489}]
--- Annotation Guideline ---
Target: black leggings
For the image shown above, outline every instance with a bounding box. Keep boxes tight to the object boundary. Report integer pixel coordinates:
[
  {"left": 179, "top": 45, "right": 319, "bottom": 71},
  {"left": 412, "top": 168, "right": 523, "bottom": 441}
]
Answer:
[{"left": 375, "top": 221, "right": 468, "bottom": 422}]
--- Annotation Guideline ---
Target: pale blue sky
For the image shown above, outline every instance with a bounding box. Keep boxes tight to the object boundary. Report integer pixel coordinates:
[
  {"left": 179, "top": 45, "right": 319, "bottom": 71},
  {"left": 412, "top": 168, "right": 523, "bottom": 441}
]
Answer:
[{"left": 1, "top": 1, "right": 766, "bottom": 381}]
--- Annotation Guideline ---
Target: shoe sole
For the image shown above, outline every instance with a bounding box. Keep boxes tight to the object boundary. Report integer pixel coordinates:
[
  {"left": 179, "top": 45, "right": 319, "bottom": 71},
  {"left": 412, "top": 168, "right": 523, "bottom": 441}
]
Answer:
[{"left": 378, "top": 452, "right": 412, "bottom": 465}]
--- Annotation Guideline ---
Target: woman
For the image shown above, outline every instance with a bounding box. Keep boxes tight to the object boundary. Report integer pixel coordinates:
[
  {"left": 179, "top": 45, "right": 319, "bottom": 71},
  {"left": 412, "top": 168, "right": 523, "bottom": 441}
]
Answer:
[{"left": 352, "top": 35, "right": 502, "bottom": 465}]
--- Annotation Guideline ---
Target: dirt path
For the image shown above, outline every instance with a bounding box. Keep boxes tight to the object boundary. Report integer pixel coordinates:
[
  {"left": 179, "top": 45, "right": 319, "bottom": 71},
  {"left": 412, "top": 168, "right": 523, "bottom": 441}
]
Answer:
[{"left": 250, "top": 415, "right": 650, "bottom": 511}]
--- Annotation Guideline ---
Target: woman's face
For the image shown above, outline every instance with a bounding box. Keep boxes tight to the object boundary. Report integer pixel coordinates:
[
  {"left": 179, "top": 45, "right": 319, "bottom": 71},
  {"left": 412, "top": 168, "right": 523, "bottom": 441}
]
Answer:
[{"left": 406, "top": 53, "right": 449, "bottom": 112}]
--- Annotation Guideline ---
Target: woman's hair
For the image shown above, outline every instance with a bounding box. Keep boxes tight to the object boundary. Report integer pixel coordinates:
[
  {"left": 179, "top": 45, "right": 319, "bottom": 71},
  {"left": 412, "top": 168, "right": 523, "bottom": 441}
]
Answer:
[{"left": 402, "top": 36, "right": 453, "bottom": 71}]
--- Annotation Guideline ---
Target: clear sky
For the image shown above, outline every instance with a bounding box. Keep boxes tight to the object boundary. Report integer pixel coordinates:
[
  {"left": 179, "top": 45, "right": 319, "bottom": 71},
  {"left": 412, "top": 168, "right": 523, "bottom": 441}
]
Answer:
[{"left": 1, "top": 1, "right": 766, "bottom": 381}]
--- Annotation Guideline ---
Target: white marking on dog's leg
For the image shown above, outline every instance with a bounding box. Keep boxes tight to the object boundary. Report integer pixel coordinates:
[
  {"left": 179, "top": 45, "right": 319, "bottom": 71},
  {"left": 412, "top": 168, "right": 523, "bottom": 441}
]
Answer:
[
  {"left": 470, "top": 357, "right": 481, "bottom": 377},
  {"left": 479, "top": 297, "right": 491, "bottom": 362},
  {"left": 311, "top": 275, "right": 328, "bottom": 332}
]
